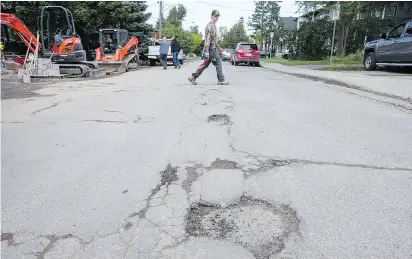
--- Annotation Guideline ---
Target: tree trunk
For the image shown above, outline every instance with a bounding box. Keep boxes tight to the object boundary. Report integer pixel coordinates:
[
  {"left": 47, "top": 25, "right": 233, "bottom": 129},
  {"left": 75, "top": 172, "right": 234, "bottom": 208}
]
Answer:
[
  {"left": 336, "top": 21, "right": 350, "bottom": 57},
  {"left": 342, "top": 24, "right": 350, "bottom": 56}
]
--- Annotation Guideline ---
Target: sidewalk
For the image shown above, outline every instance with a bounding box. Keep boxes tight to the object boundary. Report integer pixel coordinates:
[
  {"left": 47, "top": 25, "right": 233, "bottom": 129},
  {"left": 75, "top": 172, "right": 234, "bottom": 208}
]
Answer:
[{"left": 262, "top": 63, "right": 412, "bottom": 103}]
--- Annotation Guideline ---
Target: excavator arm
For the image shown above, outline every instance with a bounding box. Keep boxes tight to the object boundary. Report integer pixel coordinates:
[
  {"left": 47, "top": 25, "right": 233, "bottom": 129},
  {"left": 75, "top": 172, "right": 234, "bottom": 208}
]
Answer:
[
  {"left": 0, "top": 13, "right": 39, "bottom": 53},
  {"left": 115, "top": 37, "right": 138, "bottom": 61}
]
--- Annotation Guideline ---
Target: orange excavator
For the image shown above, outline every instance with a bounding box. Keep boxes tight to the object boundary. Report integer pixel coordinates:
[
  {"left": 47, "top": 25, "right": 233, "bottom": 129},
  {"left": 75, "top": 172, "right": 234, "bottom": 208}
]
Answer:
[
  {"left": 95, "top": 28, "right": 139, "bottom": 73},
  {"left": 0, "top": 6, "right": 100, "bottom": 77}
]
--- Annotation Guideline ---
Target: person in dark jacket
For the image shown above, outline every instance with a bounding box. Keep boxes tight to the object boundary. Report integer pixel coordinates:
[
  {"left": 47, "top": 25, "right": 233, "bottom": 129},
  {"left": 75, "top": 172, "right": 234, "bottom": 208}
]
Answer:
[{"left": 171, "top": 36, "right": 181, "bottom": 69}]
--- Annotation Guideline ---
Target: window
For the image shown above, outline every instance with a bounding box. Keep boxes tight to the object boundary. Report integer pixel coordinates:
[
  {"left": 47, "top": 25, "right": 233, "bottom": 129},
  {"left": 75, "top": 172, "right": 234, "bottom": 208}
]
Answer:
[
  {"left": 388, "top": 23, "right": 406, "bottom": 39},
  {"left": 405, "top": 22, "right": 412, "bottom": 37},
  {"left": 239, "top": 44, "right": 258, "bottom": 50}
]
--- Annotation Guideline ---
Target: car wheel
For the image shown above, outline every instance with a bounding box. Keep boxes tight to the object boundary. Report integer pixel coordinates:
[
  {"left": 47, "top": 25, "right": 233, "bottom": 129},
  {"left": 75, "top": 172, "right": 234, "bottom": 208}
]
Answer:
[
  {"left": 150, "top": 59, "right": 156, "bottom": 66},
  {"left": 256, "top": 62, "right": 260, "bottom": 67},
  {"left": 179, "top": 59, "right": 183, "bottom": 65},
  {"left": 364, "top": 52, "right": 377, "bottom": 71}
]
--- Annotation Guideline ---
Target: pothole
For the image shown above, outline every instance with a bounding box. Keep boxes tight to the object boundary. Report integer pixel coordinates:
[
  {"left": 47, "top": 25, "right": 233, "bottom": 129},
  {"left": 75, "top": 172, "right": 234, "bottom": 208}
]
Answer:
[
  {"left": 207, "top": 114, "right": 231, "bottom": 125},
  {"left": 209, "top": 158, "right": 239, "bottom": 170},
  {"left": 186, "top": 197, "right": 300, "bottom": 259}
]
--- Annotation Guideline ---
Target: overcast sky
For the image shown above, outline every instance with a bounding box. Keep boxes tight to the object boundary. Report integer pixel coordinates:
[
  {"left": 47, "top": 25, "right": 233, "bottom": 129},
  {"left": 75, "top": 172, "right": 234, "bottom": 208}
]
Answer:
[{"left": 146, "top": 1, "right": 303, "bottom": 34}]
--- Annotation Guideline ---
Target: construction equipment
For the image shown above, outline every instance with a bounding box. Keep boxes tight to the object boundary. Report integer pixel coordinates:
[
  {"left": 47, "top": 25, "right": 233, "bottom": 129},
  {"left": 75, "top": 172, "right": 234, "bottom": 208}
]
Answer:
[
  {"left": 0, "top": 6, "right": 102, "bottom": 77},
  {"left": 95, "top": 28, "right": 139, "bottom": 74}
]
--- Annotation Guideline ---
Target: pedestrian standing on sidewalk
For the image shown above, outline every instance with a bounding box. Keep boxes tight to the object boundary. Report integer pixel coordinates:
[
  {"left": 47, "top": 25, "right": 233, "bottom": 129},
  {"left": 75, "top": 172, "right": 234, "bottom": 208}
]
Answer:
[
  {"left": 171, "top": 36, "right": 181, "bottom": 69},
  {"left": 188, "top": 10, "right": 229, "bottom": 85},
  {"left": 158, "top": 36, "right": 170, "bottom": 70}
]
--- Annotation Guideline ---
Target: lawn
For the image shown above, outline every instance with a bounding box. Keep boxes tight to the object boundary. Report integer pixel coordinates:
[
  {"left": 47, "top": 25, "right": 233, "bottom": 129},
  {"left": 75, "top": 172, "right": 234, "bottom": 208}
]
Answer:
[
  {"left": 262, "top": 53, "right": 362, "bottom": 66},
  {"left": 316, "top": 64, "right": 364, "bottom": 71}
]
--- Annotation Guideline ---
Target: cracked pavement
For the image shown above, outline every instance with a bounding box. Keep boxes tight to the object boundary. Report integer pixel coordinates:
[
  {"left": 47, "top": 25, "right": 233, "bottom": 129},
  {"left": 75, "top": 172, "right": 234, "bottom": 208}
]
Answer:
[{"left": 2, "top": 61, "right": 412, "bottom": 258}]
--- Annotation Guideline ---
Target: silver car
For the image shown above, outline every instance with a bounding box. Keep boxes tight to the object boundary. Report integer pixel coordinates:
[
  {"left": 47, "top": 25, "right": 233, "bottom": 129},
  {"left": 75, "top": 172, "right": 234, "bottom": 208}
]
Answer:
[{"left": 222, "top": 48, "right": 234, "bottom": 61}]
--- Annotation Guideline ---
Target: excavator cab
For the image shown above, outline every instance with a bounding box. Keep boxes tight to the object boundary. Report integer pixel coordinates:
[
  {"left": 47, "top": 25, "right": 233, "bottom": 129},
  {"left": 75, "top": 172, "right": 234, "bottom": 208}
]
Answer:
[
  {"left": 39, "top": 6, "right": 86, "bottom": 62},
  {"left": 98, "top": 29, "right": 130, "bottom": 57}
]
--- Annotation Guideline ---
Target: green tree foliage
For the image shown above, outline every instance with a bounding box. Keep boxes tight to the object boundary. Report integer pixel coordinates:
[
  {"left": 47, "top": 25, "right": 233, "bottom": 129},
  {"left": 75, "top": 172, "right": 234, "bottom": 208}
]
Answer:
[
  {"left": 166, "top": 4, "right": 187, "bottom": 27},
  {"left": 0, "top": 1, "right": 153, "bottom": 59},
  {"left": 295, "top": 18, "right": 333, "bottom": 60},
  {"left": 297, "top": 1, "right": 412, "bottom": 56},
  {"left": 191, "top": 33, "right": 203, "bottom": 55},
  {"left": 248, "top": 1, "right": 267, "bottom": 43},
  {"left": 189, "top": 25, "right": 199, "bottom": 35},
  {"left": 221, "top": 17, "right": 249, "bottom": 48},
  {"left": 248, "top": 1, "right": 283, "bottom": 49},
  {"left": 161, "top": 4, "right": 203, "bottom": 54}
]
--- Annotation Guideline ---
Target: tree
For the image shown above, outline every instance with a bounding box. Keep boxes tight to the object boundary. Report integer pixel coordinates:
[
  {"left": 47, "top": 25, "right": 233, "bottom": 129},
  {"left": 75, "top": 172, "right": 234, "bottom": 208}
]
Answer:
[
  {"left": 249, "top": 1, "right": 282, "bottom": 50},
  {"left": 295, "top": 18, "right": 333, "bottom": 60},
  {"left": 221, "top": 17, "right": 248, "bottom": 48},
  {"left": 191, "top": 33, "right": 203, "bottom": 54},
  {"left": 189, "top": 25, "right": 199, "bottom": 34},
  {"left": 297, "top": 1, "right": 412, "bottom": 56},
  {"left": 166, "top": 4, "right": 187, "bottom": 27},
  {"left": 248, "top": 1, "right": 267, "bottom": 49},
  {"left": 254, "top": 32, "right": 264, "bottom": 46}
]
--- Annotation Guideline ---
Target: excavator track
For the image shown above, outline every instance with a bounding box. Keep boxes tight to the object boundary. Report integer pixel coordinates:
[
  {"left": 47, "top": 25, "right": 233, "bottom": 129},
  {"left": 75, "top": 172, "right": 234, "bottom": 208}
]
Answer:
[{"left": 58, "top": 61, "right": 106, "bottom": 78}]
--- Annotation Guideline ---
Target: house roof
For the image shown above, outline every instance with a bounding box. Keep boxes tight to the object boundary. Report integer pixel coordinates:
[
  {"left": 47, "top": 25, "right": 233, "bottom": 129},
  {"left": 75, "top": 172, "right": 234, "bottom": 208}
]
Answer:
[{"left": 280, "top": 16, "right": 298, "bottom": 30}]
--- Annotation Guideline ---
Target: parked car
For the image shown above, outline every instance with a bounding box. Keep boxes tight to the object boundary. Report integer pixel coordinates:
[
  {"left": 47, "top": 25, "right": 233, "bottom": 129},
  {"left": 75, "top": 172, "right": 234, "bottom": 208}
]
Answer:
[
  {"left": 222, "top": 48, "right": 234, "bottom": 61},
  {"left": 147, "top": 39, "right": 184, "bottom": 66},
  {"left": 259, "top": 50, "right": 269, "bottom": 59},
  {"left": 362, "top": 19, "right": 412, "bottom": 71},
  {"left": 230, "top": 42, "right": 260, "bottom": 67}
]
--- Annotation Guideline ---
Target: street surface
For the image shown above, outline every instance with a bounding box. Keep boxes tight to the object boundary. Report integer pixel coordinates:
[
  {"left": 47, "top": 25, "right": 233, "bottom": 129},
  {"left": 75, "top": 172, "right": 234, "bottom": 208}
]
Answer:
[{"left": 2, "top": 61, "right": 412, "bottom": 259}]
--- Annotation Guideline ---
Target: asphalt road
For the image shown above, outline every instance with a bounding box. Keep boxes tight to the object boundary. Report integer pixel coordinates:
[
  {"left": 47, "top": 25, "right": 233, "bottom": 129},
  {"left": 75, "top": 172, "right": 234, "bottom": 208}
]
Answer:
[{"left": 2, "top": 61, "right": 412, "bottom": 259}]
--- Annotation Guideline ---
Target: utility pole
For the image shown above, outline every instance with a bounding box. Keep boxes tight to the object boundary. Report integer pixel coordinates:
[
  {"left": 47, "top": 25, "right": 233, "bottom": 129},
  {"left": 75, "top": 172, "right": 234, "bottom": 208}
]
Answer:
[
  {"left": 158, "top": 1, "right": 164, "bottom": 38},
  {"left": 330, "top": 1, "right": 340, "bottom": 66}
]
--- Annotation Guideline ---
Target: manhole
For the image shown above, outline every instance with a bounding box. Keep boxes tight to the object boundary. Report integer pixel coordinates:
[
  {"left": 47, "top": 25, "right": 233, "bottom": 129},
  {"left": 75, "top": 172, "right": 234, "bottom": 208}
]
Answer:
[{"left": 186, "top": 197, "right": 299, "bottom": 259}]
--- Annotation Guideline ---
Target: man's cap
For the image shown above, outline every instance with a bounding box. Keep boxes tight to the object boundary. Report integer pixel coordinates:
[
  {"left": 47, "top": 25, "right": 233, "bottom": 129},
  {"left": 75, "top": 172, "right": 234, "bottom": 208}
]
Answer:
[{"left": 211, "top": 10, "right": 220, "bottom": 17}]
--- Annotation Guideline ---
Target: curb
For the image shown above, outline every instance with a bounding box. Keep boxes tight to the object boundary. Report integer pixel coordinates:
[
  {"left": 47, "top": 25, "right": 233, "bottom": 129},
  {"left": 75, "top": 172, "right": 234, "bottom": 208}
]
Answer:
[{"left": 261, "top": 63, "right": 412, "bottom": 105}]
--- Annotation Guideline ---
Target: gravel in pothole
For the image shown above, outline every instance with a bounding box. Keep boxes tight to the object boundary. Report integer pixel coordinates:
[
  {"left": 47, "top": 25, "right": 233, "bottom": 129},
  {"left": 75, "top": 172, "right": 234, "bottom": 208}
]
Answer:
[{"left": 186, "top": 197, "right": 300, "bottom": 259}]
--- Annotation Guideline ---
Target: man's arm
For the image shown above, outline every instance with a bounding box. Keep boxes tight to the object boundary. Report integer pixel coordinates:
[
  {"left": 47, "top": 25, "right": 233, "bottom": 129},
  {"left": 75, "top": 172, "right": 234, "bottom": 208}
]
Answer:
[{"left": 203, "top": 23, "right": 212, "bottom": 55}]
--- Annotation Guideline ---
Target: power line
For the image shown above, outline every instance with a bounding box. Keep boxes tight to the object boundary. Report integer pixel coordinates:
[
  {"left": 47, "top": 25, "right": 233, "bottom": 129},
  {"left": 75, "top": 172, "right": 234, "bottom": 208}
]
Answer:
[
  {"left": 196, "top": 1, "right": 300, "bottom": 16},
  {"left": 197, "top": 1, "right": 254, "bottom": 12}
]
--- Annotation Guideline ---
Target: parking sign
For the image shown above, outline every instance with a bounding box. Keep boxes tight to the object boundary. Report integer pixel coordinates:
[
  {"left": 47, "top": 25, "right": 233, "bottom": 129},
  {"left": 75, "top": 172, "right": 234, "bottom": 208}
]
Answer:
[{"left": 332, "top": 2, "right": 340, "bottom": 20}]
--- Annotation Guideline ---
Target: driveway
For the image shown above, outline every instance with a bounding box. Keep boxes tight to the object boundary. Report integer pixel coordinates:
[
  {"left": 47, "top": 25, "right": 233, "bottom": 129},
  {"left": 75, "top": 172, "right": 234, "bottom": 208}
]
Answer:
[{"left": 2, "top": 62, "right": 412, "bottom": 258}]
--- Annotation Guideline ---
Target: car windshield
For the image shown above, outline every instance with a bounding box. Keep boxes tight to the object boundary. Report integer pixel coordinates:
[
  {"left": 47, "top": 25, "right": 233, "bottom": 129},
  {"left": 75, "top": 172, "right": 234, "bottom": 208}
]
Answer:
[
  {"left": 224, "top": 49, "right": 234, "bottom": 53},
  {"left": 239, "top": 44, "right": 258, "bottom": 50}
]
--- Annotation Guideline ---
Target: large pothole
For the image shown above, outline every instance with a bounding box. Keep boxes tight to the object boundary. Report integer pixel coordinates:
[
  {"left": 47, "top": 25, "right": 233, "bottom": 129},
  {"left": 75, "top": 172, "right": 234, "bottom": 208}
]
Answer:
[
  {"left": 207, "top": 114, "right": 231, "bottom": 125},
  {"left": 186, "top": 197, "right": 300, "bottom": 259}
]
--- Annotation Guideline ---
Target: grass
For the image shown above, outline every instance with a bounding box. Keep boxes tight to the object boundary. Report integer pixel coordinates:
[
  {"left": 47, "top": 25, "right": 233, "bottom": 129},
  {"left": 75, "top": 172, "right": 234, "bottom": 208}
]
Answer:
[
  {"left": 263, "top": 53, "right": 362, "bottom": 66},
  {"left": 316, "top": 64, "right": 364, "bottom": 71}
]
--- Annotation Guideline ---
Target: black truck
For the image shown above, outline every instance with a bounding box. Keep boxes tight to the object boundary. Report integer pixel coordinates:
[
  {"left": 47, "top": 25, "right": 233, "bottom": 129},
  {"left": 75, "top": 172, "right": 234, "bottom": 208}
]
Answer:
[{"left": 362, "top": 20, "right": 412, "bottom": 71}]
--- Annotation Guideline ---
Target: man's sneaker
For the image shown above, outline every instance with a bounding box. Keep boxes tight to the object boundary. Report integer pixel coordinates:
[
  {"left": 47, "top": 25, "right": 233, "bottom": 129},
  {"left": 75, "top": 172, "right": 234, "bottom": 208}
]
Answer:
[
  {"left": 163, "top": 67, "right": 167, "bottom": 70},
  {"left": 188, "top": 76, "right": 197, "bottom": 85},
  {"left": 217, "top": 81, "right": 229, "bottom": 85}
]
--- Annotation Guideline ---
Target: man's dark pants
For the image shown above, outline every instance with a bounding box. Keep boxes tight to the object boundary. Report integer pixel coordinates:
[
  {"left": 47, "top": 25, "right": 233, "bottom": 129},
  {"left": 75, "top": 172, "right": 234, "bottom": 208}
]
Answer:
[
  {"left": 192, "top": 48, "right": 224, "bottom": 82},
  {"left": 159, "top": 54, "right": 168, "bottom": 68}
]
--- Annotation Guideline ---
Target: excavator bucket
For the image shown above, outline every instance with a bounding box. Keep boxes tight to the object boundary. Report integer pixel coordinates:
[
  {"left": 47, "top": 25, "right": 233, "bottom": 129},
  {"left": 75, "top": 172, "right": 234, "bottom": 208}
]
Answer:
[{"left": 96, "top": 53, "right": 139, "bottom": 74}]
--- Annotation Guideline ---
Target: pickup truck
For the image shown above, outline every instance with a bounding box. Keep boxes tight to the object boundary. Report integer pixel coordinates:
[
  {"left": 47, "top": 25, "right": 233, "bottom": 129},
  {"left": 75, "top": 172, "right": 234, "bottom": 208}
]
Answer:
[
  {"left": 363, "top": 20, "right": 412, "bottom": 70},
  {"left": 147, "top": 39, "right": 185, "bottom": 66}
]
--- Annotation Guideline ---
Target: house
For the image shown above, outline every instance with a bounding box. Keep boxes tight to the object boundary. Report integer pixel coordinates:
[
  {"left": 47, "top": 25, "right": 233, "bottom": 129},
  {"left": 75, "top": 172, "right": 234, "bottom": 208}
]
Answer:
[{"left": 274, "top": 17, "right": 297, "bottom": 58}]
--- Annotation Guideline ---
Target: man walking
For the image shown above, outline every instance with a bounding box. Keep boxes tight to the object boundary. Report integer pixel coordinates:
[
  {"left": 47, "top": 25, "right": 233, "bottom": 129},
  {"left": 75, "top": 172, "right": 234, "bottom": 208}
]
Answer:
[
  {"left": 158, "top": 36, "right": 170, "bottom": 70},
  {"left": 171, "top": 36, "right": 181, "bottom": 69},
  {"left": 188, "top": 10, "right": 229, "bottom": 85}
]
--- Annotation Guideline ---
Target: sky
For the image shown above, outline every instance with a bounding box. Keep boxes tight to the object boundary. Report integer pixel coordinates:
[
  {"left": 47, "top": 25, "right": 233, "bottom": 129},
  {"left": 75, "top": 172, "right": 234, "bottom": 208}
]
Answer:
[{"left": 146, "top": 1, "right": 303, "bottom": 34}]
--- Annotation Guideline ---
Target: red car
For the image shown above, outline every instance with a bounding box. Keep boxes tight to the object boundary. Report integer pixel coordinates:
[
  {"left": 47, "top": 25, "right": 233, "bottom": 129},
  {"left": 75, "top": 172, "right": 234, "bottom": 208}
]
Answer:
[{"left": 231, "top": 42, "right": 260, "bottom": 67}]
